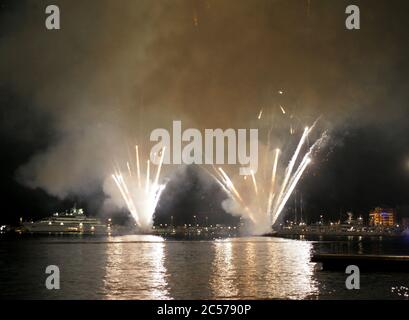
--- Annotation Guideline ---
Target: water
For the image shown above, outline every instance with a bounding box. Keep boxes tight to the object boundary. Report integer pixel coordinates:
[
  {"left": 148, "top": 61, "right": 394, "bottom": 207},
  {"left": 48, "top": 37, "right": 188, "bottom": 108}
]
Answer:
[{"left": 0, "top": 235, "right": 409, "bottom": 299}]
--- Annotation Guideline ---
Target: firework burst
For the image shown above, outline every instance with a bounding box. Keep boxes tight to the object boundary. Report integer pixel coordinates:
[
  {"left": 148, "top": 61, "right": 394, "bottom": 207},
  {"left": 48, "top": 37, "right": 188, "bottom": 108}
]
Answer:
[
  {"left": 212, "top": 120, "right": 327, "bottom": 234},
  {"left": 111, "top": 145, "right": 167, "bottom": 231}
]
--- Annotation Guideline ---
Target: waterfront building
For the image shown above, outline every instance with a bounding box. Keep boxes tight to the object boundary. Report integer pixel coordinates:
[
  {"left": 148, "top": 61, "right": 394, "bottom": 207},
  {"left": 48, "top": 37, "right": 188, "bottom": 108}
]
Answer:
[{"left": 369, "top": 207, "right": 396, "bottom": 226}]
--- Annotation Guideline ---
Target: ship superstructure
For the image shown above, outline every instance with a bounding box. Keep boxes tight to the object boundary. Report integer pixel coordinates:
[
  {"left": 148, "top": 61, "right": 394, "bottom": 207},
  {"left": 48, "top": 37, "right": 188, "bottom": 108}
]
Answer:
[{"left": 23, "top": 207, "right": 109, "bottom": 234}]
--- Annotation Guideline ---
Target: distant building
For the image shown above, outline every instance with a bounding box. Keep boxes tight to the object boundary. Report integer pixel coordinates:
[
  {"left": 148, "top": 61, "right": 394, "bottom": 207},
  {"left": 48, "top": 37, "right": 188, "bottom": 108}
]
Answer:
[{"left": 369, "top": 207, "right": 396, "bottom": 226}]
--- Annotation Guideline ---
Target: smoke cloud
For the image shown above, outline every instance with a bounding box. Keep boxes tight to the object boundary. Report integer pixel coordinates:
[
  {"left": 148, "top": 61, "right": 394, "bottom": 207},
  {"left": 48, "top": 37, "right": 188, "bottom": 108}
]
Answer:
[{"left": 1, "top": 0, "right": 408, "bottom": 220}]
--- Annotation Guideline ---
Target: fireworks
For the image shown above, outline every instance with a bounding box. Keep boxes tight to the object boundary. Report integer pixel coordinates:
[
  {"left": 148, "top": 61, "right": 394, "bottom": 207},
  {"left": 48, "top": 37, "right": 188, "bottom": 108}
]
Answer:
[
  {"left": 111, "top": 146, "right": 167, "bottom": 231},
  {"left": 109, "top": 96, "right": 326, "bottom": 236},
  {"left": 212, "top": 120, "right": 327, "bottom": 234},
  {"left": 280, "top": 105, "right": 286, "bottom": 114}
]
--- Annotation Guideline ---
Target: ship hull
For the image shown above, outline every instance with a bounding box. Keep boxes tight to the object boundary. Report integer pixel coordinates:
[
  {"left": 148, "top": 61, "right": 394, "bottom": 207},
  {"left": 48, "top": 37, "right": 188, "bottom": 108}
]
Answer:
[{"left": 23, "top": 222, "right": 109, "bottom": 234}]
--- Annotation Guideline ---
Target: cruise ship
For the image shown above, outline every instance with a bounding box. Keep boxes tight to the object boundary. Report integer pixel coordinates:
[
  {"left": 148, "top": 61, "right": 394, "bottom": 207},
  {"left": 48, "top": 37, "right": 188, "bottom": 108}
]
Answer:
[{"left": 23, "top": 207, "right": 110, "bottom": 234}]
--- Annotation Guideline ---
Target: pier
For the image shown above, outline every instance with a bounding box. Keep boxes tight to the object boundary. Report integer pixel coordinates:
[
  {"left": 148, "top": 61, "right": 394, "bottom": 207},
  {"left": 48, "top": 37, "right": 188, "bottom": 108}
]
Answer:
[{"left": 312, "top": 253, "right": 409, "bottom": 271}]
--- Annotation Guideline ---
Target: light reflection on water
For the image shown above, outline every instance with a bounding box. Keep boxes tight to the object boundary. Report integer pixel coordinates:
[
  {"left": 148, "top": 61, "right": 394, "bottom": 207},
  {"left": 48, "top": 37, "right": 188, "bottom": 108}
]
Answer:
[
  {"left": 210, "top": 240, "right": 239, "bottom": 298},
  {"left": 102, "top": 236, "right": 318, "bottom": 299},
  {"left": 210, "top": 238, "right": 318, "bottom": 299},
  {"left": 103, "top": 235, "right": 170, "bottom": 299},
  {"left": 1, "top": 235, "right": 409, "bottom": 299}
]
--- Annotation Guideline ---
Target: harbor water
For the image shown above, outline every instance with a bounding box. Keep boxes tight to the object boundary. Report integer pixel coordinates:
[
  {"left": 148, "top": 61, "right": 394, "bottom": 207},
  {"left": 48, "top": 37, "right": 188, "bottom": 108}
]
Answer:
[{"left": 0, "top": 235, "right": 409, "bottom": 299}]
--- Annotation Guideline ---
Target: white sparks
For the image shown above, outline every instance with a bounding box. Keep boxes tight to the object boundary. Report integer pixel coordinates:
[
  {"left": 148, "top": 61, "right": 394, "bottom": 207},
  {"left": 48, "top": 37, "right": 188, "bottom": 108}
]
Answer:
[
  {"left": 111, "top": 146, "right": 167, "bottom": 231},
  {"left": 280, "top": 105, "right": 286, "bottom": 114},
  {"left": 211, "top": 120, "right": 327, "bottom": 234}
]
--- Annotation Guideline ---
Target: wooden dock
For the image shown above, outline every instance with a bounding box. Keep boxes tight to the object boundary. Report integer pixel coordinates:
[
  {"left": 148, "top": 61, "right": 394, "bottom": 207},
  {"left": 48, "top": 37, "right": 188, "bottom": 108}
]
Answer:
[{"left": 312, "top": 253, "right": 409, "bottom": 271}]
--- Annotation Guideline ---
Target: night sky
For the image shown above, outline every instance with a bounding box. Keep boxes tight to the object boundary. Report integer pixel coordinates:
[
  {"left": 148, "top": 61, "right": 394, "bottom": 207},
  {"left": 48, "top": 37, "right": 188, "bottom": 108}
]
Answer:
[{"left": 1, "top": 0, "right": 409, "bottom": 225}]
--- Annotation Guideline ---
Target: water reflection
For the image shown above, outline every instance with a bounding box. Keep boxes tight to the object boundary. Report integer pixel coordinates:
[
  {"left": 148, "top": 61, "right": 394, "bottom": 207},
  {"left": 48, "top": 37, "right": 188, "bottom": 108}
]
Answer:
[
  {"left": 103, "top": 236, "right": 318, "bottom": 299},
  {"left": 162, "top": 241, "right": 214, "bottom": 299},
  {"left": 210, "top": 238, "right": 318, "bottom": 299},
  {"left": 267, "top": 238, "right": 318, "bottom": 299},
  {"left": 210, "top": 240, "right": 239, "bottom": 298},
  {"left": 103, "top": 235, "right": 170, "bottom": 299},
  {"left": 2, "top": 235, "right": 409, "bottom": 299}
]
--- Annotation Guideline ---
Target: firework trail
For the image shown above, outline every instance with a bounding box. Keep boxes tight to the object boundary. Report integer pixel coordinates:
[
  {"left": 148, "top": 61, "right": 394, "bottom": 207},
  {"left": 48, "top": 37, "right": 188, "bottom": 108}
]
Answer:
[
  {"left": 212, "top": 116, "right": 327, "bottom": 234},
  {"left": 111, "top": 146, "right": 167, "bottom": 231}
]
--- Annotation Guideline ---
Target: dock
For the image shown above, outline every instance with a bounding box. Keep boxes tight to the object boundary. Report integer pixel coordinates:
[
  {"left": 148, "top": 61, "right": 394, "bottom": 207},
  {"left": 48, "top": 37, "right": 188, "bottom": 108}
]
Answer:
[{"left": 312, "top": 253, "right": 409, "bottom": 271}]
